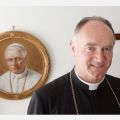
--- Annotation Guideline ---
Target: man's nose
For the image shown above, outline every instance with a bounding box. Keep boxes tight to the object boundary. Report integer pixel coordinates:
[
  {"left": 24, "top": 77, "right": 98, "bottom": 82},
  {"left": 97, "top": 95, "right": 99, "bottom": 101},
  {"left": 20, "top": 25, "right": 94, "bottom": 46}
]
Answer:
[
  {"left": 11, "top": 59, "right": 17, "bottom": 65},
  {"left": 95, "top": 50, "right": 105, "bottom": 62}
]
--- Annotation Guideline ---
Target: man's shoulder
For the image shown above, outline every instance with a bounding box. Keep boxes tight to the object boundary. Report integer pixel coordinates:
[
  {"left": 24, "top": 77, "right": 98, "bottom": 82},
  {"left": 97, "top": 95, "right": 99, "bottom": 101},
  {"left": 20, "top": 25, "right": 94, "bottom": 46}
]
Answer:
[
  {"left": 106, "top": 74, "right": 120, "bottom": 89},
  {"left": 28, "top": 68, "right": 40, "bottom": 74},
  {"left": 0, "top": 71, "right": 9, "bottom": 78},
  {"left": 106, "top": 74, "right": 120, "bottom": 82},
  {"left": 36, "top": 72, "right": 69, "bottom": 96},
  {"left": 28, "top": 68, "right": 41, "bottom": 77}
]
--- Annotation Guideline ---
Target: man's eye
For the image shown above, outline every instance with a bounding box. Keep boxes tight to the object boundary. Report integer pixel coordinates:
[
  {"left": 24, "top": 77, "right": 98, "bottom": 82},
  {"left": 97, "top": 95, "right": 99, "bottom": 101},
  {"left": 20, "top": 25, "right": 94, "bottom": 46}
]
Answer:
[
  {"left": 15, "top": 57, "right": 22, "bottom": 61},
  {"left": 7, "top": 58, "right": 13, "bottom": 62},
  {"left": 103, "top": 47, "right": 113, "bottom": 52},
  {"left": 87, "top": 47, "right": 95, "bottom": 51}
]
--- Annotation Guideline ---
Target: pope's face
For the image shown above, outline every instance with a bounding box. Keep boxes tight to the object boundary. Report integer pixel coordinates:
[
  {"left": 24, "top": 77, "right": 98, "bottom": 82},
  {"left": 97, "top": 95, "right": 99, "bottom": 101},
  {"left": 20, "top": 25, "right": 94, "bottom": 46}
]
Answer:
[
  {"left": 70, "top": 21, "right": 115, "bottom": 83},
  {"left": 5, "top": 50, "right": 26, "bottom": 74}
]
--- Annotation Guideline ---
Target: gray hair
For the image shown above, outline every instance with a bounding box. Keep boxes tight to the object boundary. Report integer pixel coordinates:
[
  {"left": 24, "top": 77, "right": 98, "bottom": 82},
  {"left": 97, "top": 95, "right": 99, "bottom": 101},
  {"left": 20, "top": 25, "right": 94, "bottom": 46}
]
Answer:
[
  {"left": 5, "top": 43, "right": 27, "bottom": 59},
  {"left": 72, "top": 16, "right": 115, "bottom": 42}
]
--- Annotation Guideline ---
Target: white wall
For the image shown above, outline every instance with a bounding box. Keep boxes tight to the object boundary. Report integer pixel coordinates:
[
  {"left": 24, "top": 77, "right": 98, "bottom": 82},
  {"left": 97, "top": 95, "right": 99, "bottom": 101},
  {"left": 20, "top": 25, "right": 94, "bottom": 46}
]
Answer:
[{"left": 0, "top": 6, "right": 120, "bottom": 114}]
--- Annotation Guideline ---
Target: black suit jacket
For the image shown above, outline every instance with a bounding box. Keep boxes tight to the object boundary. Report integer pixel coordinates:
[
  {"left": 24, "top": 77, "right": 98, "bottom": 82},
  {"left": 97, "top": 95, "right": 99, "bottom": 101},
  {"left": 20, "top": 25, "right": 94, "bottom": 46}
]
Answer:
[{"left": 27, "top": 69, "right": 120, "bottom": 114}]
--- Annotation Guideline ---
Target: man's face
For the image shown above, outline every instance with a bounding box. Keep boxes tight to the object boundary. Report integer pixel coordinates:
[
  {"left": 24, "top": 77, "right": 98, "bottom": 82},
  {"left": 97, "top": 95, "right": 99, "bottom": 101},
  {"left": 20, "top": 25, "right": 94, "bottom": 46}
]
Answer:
[
  {"left": 70, "top": 21, "right": 115, "bottom": 83},
  {"left": 5, "top": 50, "right": 26, "bottom": 74}
]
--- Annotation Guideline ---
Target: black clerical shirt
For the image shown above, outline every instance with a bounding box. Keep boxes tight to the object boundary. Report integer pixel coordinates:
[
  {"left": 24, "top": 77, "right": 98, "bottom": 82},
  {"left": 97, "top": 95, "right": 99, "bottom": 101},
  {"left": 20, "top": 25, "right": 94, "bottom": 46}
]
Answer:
[{"left": 27, "top": 69, "right": 120, "bottom": 114}]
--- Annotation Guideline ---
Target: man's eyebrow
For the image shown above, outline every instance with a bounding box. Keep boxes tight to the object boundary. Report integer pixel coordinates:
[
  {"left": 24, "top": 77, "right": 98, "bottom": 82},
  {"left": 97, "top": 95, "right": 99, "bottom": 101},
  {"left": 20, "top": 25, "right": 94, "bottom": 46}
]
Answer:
[
  {"left": 85, "top": 43, "right": 113, "bottom": 47},
  {"left": 85, "top": 43, "right": 97, "bottom": 46}
]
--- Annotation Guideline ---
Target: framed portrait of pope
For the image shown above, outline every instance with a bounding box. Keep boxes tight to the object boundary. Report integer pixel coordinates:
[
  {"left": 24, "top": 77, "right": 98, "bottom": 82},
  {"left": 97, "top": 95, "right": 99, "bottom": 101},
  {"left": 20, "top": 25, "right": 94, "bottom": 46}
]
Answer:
[{"left": 0, "top": 31, "right": 50, "bottom": 99}]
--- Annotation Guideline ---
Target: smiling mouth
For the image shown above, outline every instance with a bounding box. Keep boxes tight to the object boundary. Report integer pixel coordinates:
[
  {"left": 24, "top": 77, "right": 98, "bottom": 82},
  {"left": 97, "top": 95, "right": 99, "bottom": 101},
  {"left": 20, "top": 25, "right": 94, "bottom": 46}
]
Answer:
[
  {"left": 12, "top": 67, "right": 18, "bottom": 70},
  {"left": 91, "top": 64, "right": 104, "bottom": 68}
]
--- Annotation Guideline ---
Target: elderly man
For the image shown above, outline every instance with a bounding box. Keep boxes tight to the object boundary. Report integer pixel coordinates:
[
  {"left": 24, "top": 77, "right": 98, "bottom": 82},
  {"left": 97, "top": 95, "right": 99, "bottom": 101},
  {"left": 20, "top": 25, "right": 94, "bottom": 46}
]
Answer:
[
  {"left": 27, "top": 16, "right": 120, "bottom": 114},
  {"left": 0, "top": 43, "right": 41, "bottom": 93}
]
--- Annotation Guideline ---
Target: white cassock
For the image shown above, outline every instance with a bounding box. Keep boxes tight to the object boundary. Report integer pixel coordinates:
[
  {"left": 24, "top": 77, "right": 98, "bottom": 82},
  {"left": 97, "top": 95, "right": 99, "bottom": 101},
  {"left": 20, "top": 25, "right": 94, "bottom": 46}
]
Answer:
[{"left": 0, "top": 68, "right": 41, "bottom": 93}]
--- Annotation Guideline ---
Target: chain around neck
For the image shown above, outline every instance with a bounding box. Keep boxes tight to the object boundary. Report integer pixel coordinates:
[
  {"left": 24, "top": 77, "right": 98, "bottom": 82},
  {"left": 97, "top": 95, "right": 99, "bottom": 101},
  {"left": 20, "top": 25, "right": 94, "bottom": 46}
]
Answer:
[
  {"left": 10, "top": 70, "right": 28, "bottom": 93},
  {"left": 69, "top": 71, "right": 79, "bottom": 114},
  {"left": 69, "top": 71, "right": 120, "bottom": 114}
]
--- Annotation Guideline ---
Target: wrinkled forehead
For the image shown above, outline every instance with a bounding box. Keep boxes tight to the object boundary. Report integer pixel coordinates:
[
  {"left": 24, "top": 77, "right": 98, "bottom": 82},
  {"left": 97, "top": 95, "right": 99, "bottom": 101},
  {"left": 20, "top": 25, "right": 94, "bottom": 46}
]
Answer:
[
  {"left": 79, "top": 20, "right": 114, "bottom": 33},
  {"left": 5, "top": 49, "right": 24, "bottom": 59},
  {"left": 78, "top": 21, "right": 115, "bottom": 41}
]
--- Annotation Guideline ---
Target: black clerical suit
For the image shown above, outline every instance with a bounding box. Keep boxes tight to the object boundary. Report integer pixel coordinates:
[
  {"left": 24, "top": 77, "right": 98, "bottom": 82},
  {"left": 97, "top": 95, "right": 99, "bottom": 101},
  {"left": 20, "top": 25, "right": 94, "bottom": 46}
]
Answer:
[{"left": 27, "top": 69, "right": 120, "bottom": 114}]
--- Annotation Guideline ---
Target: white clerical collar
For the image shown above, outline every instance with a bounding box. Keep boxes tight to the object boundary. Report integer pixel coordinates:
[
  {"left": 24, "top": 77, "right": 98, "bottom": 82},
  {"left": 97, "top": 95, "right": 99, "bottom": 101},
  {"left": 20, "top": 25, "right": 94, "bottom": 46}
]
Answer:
[
  {"left": 11, "top": 67, "right": 28, "bottom": 80},
  {"left": 75, "top": 70, "right": 104, "bottom": 90}
]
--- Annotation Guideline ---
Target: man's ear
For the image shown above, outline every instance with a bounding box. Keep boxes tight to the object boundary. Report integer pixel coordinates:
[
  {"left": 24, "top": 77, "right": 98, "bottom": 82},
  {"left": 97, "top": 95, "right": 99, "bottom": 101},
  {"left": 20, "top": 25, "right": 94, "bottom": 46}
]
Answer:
[{"left": 69, "top": 40, "right": 76, "bottom": 56}]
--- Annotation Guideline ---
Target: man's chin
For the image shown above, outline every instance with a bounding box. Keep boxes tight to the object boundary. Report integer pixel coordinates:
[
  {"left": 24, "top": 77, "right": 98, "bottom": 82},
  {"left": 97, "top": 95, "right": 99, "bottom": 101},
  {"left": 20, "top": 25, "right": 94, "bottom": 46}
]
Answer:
[
  {"left": 91, "top": 74, "right": 105, "bottom": 82},
  {"left": 11, "top": 70, "right": 20, "bottom": 74}
]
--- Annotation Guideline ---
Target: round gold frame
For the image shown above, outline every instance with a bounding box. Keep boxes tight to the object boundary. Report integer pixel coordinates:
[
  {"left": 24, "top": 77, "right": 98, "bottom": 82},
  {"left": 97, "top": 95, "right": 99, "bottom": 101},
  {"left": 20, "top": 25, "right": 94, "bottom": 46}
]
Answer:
[{"left": 0, "top": 31, "right": 50, "bottom": 99}]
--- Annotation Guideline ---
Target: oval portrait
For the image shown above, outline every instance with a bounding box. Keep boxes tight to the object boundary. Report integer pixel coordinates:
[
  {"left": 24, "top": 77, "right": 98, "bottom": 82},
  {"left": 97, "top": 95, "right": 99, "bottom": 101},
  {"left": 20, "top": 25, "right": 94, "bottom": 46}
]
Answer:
[{"left": 0, "top": 31, "right": 50, "bottom": 99}]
